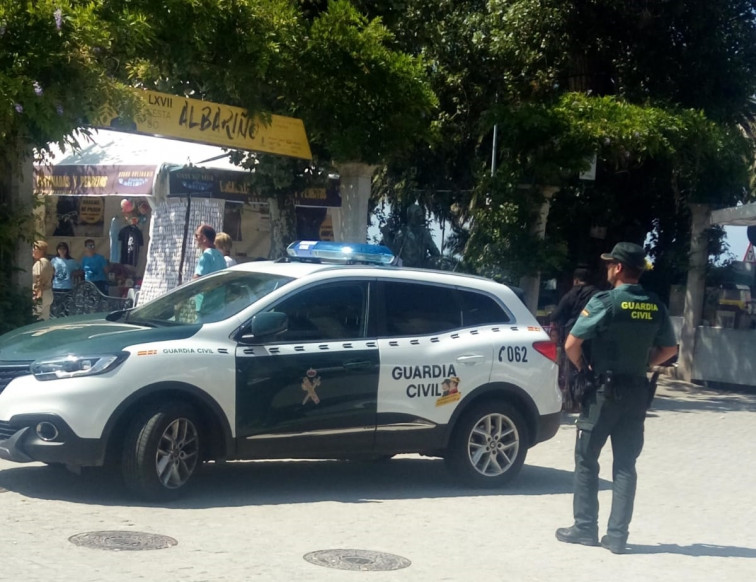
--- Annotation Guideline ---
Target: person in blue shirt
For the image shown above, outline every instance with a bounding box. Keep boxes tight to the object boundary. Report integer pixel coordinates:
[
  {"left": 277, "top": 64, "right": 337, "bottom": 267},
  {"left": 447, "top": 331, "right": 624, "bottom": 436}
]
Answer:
[
  {"left": 80, "top": 239, "right": 109, "bottom": 294},
  {"left": 193, "top": 224, "right": 226, "bottom": 278},
  {"left": 51, "top": 242, "right": 81, "bottom": 292},
  {"left": 192, "top": 224, "right": 227, "bottom": 319}
]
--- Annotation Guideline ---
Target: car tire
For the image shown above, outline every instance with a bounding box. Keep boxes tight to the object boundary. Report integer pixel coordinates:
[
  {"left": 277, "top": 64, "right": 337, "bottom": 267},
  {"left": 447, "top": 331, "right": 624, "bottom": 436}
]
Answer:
[
  {"left": 445, "top": 400, "right": 528, "bottom": 488},
  {"left": 121, "top": 402, "right": 202, "bottom": 500}
]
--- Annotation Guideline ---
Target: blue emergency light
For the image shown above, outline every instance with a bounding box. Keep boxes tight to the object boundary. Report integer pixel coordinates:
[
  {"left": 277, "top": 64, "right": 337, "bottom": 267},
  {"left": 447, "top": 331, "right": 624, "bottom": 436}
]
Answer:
[{"left": 286, "top": 241, "right": 395, "bottom": 265}]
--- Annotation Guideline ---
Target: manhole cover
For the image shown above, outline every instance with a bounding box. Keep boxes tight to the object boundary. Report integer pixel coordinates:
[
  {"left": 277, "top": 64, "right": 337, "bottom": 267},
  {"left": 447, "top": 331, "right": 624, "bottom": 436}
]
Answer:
[
  {"left": 68, "top": 531, "right": 177, "bottom": 551},
  {"left": 303, "top": 549, "right": 411, "bottom": 571}
]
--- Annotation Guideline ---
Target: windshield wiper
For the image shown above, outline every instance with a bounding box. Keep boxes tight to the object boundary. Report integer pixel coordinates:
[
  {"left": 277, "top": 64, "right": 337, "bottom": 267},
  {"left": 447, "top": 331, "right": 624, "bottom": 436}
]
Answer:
[
  {"left": 123, "top": 318, "right": 160, "bottom": 328},
  {"left": 105, "top": 309, "right": 130, "bottom": 322}
]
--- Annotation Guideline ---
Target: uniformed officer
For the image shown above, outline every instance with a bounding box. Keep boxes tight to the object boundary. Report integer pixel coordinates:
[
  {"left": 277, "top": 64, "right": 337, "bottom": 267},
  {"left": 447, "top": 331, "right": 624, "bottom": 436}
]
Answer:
[{"left": 555, "top": 242, "right": 678, "bottom": 554}]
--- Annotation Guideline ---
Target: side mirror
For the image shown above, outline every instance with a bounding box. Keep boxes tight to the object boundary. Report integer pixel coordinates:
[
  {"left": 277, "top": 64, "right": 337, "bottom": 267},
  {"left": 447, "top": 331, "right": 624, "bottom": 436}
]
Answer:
[{"left": 239, "top": 312, "right": 288, "bottom": 343}]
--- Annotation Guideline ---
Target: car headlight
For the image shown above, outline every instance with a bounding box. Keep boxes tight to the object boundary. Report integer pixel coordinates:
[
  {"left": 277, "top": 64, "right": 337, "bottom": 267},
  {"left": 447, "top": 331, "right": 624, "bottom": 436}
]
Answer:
[{"left": 31, "top": 353, "right": 129, "bottom": 381}]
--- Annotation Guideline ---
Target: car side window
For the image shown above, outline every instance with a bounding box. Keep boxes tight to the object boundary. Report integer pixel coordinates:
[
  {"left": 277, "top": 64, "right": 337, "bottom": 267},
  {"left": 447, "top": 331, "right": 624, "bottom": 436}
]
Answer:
[
  {"left": 458, "top": 289, "right": 511, "bottom": 326},
  {"left": 384, "top": 281, "right": 460, "bottom": 336},
  {"left": 270, "top": 282, "right": 367, "bottom": 342}
]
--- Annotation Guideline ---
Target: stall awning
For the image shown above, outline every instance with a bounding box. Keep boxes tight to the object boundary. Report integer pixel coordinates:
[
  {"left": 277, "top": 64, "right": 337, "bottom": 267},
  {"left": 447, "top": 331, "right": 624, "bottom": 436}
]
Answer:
[
  {"left": 35, "top": 129, "right": 247, "bottom": 196},
  {"left": 710, "top": 202, "right": 756, "bottom": 226},
  {"left": 34, "top": 129, "right": 342, "bottom": 206},
  {"left": 36, "top": 164, "right": 158, "bottom": 196}
]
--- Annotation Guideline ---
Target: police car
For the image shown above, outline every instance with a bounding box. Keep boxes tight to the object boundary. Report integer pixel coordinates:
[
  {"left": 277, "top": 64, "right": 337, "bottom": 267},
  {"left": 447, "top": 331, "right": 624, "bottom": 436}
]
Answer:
[{"left": 0, "top": 241, "right": 561, "bottom": 499}]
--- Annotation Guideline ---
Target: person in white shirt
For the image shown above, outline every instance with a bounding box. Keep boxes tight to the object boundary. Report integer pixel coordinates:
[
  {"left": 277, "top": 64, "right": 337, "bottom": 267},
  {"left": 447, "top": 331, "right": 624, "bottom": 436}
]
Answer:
[{"left": 214, "top": 231, "right": 237, "bottom": 268}]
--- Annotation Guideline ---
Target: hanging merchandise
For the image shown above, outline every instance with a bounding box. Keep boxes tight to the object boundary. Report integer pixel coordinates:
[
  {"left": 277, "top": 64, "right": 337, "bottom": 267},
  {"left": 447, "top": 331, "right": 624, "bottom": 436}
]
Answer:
[
  {"left": 118, "top": 222, "right": 144, "bottom": 266},
  {"left": 109, "top": 216, "right": 121, "bottom": 263},
  {"left": 120, "top": 197, "right": 151, "bottom": 225}
]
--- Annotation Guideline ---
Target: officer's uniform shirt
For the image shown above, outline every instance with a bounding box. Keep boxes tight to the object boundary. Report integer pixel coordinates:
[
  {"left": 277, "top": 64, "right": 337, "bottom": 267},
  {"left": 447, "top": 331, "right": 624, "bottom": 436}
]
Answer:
[{"left": 570, "top": 283, "right": 676, "bottom": 377}]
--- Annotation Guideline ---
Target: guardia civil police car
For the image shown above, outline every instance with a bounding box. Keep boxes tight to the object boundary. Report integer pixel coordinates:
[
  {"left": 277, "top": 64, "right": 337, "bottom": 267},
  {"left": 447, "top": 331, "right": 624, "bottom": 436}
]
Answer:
[{"left": 0, "top": 241, "right": 561, "bottom": 500}]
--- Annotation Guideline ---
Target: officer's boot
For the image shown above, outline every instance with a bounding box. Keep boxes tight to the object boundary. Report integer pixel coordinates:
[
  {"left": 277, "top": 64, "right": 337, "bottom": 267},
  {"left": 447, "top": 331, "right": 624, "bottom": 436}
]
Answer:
[{"left": 556, "top": 429, "right": 600, "bottom": 546}]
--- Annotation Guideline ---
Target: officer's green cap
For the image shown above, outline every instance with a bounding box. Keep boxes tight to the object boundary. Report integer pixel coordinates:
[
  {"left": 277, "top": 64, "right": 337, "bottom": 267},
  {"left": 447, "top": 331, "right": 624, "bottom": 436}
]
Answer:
[{"left": 600, "top": 242, "right": 647, "bottom": 270}]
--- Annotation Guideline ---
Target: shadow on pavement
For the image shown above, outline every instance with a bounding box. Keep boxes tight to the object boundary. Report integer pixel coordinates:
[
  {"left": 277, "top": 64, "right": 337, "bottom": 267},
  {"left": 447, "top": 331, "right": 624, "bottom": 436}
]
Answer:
[
  {"left": 0, "top": 455, "right": 586, "bottom": 508},
  {"left": 627, "top": 542, "right": 756, "bottom": 558},
  {"left": 652, "top": 376, "right": 756, "bottom": 411}
]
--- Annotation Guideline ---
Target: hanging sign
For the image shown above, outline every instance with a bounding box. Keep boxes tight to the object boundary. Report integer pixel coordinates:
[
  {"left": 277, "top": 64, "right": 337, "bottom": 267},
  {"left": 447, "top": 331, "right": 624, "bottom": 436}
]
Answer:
[
  {"left": 35, "top": 165, "right": 157, "bottom": 196},
  {"left": 95, "top": 89, "right": 312, "bottom": 160},
  {"left": 78, "top": 196, "right": 104, "bottom": 224}
]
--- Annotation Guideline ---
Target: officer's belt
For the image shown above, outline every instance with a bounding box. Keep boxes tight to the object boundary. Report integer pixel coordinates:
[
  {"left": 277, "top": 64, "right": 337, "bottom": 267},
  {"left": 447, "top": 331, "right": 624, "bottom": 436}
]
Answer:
[{"left": 597, "top": 373, "right": 647, "bottom": 385}]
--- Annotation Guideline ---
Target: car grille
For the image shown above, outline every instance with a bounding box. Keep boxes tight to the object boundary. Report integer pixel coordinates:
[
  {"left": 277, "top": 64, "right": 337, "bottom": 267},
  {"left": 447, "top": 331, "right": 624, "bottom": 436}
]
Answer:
[{"left": 0, "top": 363, "right": 32, "bottom": 396}]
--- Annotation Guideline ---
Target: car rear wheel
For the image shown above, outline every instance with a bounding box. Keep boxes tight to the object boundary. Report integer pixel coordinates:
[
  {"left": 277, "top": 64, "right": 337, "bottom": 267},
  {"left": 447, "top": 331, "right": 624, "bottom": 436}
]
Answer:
[
  {"left": 445, "top": 401, "right": 528, "bottom": 488},
  {"left": 121, "top": 402, "right": 201, "bottom": 500}
]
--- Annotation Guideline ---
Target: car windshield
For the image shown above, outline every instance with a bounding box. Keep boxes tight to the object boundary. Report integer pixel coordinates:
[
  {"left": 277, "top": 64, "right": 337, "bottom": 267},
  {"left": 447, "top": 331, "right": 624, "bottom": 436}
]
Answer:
[{"left": 127, "top": 270, "right": 294, "bottom": 325}]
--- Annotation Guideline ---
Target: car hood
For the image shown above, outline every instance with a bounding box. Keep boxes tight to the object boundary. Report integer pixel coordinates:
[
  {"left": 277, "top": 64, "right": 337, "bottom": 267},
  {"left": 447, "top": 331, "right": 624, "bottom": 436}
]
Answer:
[{"left": 0, "top": 314, "right": 202, "bottom": 362}]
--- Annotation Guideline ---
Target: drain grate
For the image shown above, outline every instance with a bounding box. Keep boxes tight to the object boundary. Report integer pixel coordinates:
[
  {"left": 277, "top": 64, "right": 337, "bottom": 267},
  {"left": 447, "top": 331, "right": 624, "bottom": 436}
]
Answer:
[
  {"left": 69, "top": 531, "right": 177, "bottom": 551},
  {"left": 304, "top": 549, "right": 411, "bottom": 571}
]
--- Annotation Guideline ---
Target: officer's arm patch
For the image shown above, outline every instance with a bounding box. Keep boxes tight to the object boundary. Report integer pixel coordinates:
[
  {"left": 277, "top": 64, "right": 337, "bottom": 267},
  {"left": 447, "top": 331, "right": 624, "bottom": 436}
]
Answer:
[{"left": 581, "top": 309, "right": 590, "bottom": 316}]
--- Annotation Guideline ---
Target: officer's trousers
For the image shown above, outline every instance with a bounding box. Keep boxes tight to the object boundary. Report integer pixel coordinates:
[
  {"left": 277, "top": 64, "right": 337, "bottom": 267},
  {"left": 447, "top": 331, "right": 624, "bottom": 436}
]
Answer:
[{"left": 572, "top": 381, "right": 647, "bottom": 541}]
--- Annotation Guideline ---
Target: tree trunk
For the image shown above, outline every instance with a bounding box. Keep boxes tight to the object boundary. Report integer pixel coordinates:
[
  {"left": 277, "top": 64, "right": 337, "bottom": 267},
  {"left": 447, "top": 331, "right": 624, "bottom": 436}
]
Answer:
[
  {"left": 678, "top": 203, "right": 710, "bottom": 382},
  {"left": 333, "top": 162, "right": 377, "bottom": 242},
  {"left": 519, "top": 186, "right": 558, "bottom": 314},
  {"left": 268, "top": 192, "right": 297, "bottom": 259},
  {"left": 0, "top": 144, "right": 34, "bottom": 290}
]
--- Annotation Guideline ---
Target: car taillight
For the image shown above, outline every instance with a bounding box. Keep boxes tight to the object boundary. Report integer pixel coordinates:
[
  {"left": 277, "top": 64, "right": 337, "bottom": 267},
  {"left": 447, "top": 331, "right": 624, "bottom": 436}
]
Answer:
[{"left": 533, "top": 340, "right": 557, "bottom": 363}]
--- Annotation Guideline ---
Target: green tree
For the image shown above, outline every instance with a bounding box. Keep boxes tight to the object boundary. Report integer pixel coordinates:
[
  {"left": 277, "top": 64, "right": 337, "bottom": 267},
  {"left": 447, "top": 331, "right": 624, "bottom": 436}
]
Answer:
[
  {"left": 0, "top": 0, "right": 150, "bottom": 330},
  {"left": 232, "top": 1, "right": 437, "bottom": 256},
  {"left": 1, "top": 0, "right": 436, "bottom": 329},
  {"left": 362, "top": 1, "right": 756, "bottom": 294}
]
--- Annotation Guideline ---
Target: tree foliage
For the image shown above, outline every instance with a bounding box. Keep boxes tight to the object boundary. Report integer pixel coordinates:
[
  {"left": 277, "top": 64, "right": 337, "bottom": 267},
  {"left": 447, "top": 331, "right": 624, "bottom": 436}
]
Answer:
[
  {"left": 1, "top": 1, "right": 437, "bottom": 329},
  {"left": 363, "top": 0, "right": 756, "bottom": 291},
  {"left": 467, "top": 94, "right": 753, "bottom": 282},
  {"left": 1, "top": 0, "right": 147, "bottom": 329},
  {"left": 287, "top": 0, "right": 437, "bottom": 163},
  {"left": 0, "top": 0, "right": 147, "bottom": 152}
]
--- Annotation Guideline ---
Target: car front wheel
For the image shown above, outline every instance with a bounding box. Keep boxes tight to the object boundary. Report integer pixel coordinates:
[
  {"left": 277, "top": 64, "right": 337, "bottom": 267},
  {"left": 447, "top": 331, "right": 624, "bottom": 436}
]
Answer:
[
  {"left": 445, "top": 401, "right": 528, "bottom": 488},
  {"left": 121, "top": 402, "right": 201, "bottom": 500}
]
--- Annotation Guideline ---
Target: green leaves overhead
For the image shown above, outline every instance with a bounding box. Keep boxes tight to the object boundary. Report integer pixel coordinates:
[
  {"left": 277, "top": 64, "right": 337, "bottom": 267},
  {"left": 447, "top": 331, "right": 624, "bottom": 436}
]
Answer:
[
  {"left": 0, "top": 0, "right": 143, "bottom": 151},
  {"left": 465, "top": 93, "right": 753, "bottom": 276},
  {"left": 290, "top": 0, "right": 437, "bottom": 163}
]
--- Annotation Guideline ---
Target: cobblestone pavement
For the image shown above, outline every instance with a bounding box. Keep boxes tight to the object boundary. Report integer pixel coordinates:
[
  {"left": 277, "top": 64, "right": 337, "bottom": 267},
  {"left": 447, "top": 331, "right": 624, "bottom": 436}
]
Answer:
[{"left": 1, "top": 376, "right": 754, "bottom": 581}]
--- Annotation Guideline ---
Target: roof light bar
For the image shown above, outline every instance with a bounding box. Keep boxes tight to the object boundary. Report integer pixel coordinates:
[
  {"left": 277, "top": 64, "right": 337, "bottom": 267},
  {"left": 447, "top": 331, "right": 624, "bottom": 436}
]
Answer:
[{"left": 286, "top": 241, "right": 395, "bottom": 265}]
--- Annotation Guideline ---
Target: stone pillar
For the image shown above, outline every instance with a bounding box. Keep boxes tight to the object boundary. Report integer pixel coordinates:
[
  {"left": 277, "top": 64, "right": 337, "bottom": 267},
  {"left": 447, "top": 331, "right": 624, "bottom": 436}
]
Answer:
[
  {"left": 678, "top": 203, "right": 710, "bottom": 382},
  {"left": 333, "top": 162, "right": 377, "bottom": 243},
  {"left": 519, "top": 186, "right": 558, "bottom": 314}
]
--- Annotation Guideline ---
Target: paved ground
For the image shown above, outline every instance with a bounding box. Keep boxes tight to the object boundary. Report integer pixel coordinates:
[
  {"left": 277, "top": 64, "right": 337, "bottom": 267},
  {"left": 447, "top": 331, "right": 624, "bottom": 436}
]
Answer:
[{"left": 2, "top": 376, "right": 755, "bottom": 581}]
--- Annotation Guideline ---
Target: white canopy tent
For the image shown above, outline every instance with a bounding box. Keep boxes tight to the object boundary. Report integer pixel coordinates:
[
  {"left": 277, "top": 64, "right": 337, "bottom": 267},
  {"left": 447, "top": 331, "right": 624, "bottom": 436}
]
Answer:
[{"left": 43, "top": 128, "right": 245, "bottom": 171}]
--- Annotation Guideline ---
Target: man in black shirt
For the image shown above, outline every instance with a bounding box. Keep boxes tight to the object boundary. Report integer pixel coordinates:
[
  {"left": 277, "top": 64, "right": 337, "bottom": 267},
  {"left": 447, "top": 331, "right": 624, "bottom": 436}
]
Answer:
[
  {"left": 549, "top": 268, "right": 598, "bottom": 410},
  {"left": 550, "top": 268, "right": 599, "bottom": 334}
]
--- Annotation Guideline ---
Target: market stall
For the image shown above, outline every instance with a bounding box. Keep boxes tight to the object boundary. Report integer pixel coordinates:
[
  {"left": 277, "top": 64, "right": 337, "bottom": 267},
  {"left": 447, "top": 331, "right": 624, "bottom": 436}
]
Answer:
[{"left": 35, "top": 129, "right": 342, "bottom": 306}]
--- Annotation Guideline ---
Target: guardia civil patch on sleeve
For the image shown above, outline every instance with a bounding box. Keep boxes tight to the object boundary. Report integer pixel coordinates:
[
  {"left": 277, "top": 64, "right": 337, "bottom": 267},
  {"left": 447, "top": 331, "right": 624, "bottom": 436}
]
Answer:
[{"left": 581, "top": 309, "right": 590, "bottom": 316}]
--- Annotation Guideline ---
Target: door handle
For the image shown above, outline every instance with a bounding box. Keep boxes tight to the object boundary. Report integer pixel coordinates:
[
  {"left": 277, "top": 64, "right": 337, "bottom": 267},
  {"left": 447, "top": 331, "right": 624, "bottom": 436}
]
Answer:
[
  {"left": 343, "top": 360, "right": 373, "bottom": 370},
  {"left": 456, "top": 354, "right": 485, "bottom": 365}
]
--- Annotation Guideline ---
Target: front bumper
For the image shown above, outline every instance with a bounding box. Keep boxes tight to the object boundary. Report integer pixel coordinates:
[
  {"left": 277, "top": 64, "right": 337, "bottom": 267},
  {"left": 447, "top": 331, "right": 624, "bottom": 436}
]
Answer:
[
  {"left": 0, "top": 415, "right": 106, "bottom": 467},
  {"left": 534, "top": 411, "right": 561, "bottom": 445}
]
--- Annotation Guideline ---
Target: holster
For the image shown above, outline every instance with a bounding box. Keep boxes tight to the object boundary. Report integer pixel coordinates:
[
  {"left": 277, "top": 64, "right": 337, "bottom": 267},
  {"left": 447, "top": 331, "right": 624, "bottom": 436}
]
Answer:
[{"left": 571, "top": 369, "right": 598, "bottom": 404}]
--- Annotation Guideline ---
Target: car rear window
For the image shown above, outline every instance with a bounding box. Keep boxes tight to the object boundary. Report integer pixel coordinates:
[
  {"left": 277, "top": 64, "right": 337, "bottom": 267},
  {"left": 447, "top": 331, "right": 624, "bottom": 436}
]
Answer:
[{"left": 458, "top": 288, "right": 511, "bottom": 326}]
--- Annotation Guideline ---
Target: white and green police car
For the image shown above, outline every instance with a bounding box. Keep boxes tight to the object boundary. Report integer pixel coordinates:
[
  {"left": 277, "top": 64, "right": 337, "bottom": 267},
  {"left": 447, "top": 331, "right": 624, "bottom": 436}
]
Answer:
[{"left": 0, "top": 242, "right": 561, "bottom": 499}]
